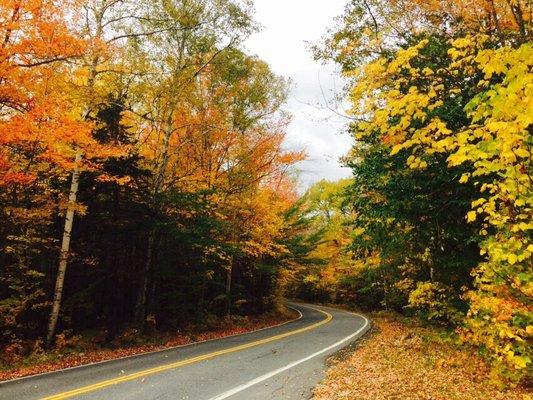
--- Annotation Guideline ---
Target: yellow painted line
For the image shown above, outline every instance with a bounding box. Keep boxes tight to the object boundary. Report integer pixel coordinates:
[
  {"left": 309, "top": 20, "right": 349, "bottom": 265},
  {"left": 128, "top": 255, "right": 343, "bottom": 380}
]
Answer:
[{"left": 41, "top": 306, "right": 332, "bottom": 400}]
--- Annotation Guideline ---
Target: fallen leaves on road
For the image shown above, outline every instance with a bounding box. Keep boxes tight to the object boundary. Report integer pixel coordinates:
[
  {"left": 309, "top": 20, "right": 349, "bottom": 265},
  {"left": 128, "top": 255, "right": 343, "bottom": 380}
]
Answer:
[{"left": 313, "top": 312, "right": 530, "bottom": 400}]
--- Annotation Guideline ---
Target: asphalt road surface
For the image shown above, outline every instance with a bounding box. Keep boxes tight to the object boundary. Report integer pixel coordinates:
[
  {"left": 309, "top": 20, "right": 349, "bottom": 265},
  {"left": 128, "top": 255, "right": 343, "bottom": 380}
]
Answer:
[{"left": 0, "top": 303, "right": 369, "bottom": 400}]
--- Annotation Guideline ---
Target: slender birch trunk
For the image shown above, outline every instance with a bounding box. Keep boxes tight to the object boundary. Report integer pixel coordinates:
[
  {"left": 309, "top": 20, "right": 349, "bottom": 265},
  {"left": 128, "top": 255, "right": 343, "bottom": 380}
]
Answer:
[
  {"left": 45, "top": 2, "right": 103, "bottom": 345},
  {"left": 46, "top": 92, "right": 94, "bottom": 346},
  {"left": 46, "top": 152, "right": 82, "bottom": 346}
]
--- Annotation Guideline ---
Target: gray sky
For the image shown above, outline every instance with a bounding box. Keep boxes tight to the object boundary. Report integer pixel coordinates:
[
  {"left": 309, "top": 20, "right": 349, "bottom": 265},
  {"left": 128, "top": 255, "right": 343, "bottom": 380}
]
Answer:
[{"left": 245, "top": 0, "right": 352, "bottom": 191}]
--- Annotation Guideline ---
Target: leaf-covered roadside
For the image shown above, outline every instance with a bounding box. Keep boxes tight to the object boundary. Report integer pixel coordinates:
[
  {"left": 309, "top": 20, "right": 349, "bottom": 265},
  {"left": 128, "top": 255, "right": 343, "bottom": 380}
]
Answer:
[
  {"left": 313, "top": 313, "right": 531, "bottom": 400},
  {"left": 0, "top": 308, "right": 297, "bottom": 382}
]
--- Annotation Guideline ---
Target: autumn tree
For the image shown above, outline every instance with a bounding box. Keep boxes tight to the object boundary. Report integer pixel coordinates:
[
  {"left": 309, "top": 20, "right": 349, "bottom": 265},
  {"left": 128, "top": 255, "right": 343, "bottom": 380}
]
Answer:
[
  {"left": 315, "top": 0, "right": 531, "bottom": 382},
  {"left": 122, "top": 0, "right": 260, "bottom": 325},
  {"left": 44, "top": 0, "right": 172, "bottom": 345},
  {"left": 279, "top": 179, "right": 358, "bottom": 302},
  {"left": 0, "top": 0, "right": 93, "bottom": 346},
  {"left": 132, "top": 40, "right": 303, "bottom": 318},
  {"left": 0, "top": 0, "right": 304, "bottom": 360}
]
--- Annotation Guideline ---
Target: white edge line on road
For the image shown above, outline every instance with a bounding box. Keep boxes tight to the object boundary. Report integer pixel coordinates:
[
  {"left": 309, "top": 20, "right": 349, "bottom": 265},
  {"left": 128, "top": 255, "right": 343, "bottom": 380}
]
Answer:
[
  {"left": 0, "top": 305, "right": 303, "bottom": 385},
  {"left": 207, "top": 309, "right": 370, "bottom": 400}
]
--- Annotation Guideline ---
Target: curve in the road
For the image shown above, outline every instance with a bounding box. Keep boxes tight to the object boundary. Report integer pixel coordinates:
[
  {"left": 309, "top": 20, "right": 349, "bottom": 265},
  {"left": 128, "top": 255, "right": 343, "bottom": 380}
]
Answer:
[
  {"left": 0, "top": 303, "right": 370, "bottom": 400},
  {"left": 207, "top": 310, "right": 369, "bottom": 400},
  {"left": 41, "top": 305, "right": 333, "bottom": 400}
]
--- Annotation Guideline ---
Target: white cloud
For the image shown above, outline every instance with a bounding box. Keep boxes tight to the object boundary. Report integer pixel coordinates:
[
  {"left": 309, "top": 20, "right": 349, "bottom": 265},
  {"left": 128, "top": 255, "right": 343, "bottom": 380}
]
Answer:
[{"left": 245, "top": 0, "right": 352, "bottom": 191}]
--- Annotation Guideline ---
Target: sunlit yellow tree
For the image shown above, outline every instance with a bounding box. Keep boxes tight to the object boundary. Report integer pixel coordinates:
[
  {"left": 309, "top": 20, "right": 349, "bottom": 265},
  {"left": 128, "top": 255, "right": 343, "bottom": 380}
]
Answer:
[{"left": 319, "top": 0, "right": 531, "bottom": 382}]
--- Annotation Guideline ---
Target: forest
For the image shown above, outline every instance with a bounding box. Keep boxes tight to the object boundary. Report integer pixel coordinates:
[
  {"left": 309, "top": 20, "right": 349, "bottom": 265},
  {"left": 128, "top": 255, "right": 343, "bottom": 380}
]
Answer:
[
  {"left": 293, "top": 0, "right": 532, "bottom": 386},
  {"left": 1, "top": 0, "right": 303, "bottom": 361},
  {"left": 0, "top": 0, "right": 531, "bottom": 393}
]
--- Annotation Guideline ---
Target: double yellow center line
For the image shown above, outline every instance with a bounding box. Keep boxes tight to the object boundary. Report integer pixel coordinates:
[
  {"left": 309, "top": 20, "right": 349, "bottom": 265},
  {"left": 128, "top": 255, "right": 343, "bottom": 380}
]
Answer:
[{"left": 42, "top": 306, "right": 332, "bottom": 400}]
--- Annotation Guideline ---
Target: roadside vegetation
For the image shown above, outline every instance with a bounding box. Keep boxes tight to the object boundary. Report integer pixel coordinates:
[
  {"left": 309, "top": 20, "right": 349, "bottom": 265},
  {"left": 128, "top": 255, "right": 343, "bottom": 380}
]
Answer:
[
  {"left": 0, "top": 0, "right": 530, "bottom": 395},
  {"left": 0, "top": 0, "right": 302, "bottom": 374},
  {"left": 0, "top": 308, "right": 297, "bottom": 381},
  {"left": 282, "top": 0, "right": 532, "bottom": 393}
]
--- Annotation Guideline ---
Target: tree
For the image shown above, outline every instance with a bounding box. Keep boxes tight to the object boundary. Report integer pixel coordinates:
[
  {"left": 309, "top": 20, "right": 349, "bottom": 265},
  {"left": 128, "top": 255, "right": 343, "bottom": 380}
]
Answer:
[
  {"left": 0, "top": 0, "right": 95, "bottom": 346},
  {"left": 0, "top": 0, "right": 304, "bottom": 361},
  {"left": 279, "top": 179, "right": 357, "bottom": 302},
  {"left": 317, "top": 0, "right": 531, "bottom": 382},
  {"left": 126, "top": 0, "right": 258, "bottom": 325}
]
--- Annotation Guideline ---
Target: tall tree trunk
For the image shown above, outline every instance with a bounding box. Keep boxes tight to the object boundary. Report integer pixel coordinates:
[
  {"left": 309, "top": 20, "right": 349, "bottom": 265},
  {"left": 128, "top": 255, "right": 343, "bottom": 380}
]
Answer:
[
  {"left": 147, "top": 232, "right": 162, "bottom": 317},
  {"left": 135, "top": 118, "right": 172, "bottom": 327},
  {"left": 225, "top": 260, "right": 233, "bottom": 316},
  {"left": 225, "top": 218, "right": 237, "bottom": 316},
  {"left": 46, "top": 152, "right": 82, "bottom": 346},
  {"left": 105, "top": 185, "right": 122, "bottom": 341},
  {"left": 45, "top": 4, "right": 102, "bottom": 343},
  {"left": 134, "top": 228, "right": 156, "bottom": 326}
]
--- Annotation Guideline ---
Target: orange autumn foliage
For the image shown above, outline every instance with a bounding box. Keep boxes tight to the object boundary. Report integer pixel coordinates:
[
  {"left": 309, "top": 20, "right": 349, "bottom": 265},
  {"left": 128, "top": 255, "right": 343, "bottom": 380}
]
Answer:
[
  {"left": 407, "top": 0, "right": 530, "bottom": 33},
  {"left": 0, "top": 0, "right": 303, "bottom": 369},
  {"left": 0, "top": 0, "right": 92, "bottom": 186}
]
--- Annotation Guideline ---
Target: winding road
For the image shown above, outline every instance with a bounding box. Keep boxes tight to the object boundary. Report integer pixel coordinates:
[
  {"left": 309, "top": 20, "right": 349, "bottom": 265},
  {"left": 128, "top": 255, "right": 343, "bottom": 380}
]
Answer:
[{"left": 0, "top": 303, "right": 369, "bottom": 400}]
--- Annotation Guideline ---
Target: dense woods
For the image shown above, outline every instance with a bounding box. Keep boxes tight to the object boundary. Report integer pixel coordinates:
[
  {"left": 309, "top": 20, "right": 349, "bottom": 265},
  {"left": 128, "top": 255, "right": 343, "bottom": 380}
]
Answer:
[
  {"left": 284, "top": 0, "right": 531, "bottom": 386},
  {"left": 0, "top": 0, "right": 531, "bottom": 391},
  {"left": 0, "top": 0, "right": 302, "bottom": 362}
]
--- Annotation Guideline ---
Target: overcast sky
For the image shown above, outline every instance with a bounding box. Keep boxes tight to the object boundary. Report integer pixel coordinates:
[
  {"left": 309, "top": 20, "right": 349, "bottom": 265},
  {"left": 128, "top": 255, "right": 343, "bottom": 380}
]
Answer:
[{"left": 244, "top": 0, "right": 352, "bottom": 191}]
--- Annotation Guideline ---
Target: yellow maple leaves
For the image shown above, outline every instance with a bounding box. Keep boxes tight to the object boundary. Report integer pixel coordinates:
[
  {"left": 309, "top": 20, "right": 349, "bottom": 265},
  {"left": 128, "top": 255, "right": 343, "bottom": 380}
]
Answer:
[{"left": 345, "top": 29, "right": 532, "bottom": 381}]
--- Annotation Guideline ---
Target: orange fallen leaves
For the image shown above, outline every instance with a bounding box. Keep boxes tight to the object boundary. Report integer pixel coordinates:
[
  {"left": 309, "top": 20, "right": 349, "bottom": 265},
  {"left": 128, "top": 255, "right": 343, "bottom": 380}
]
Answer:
[{"left": 314, "top": 314, "right": 529, "bottom": 400}]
